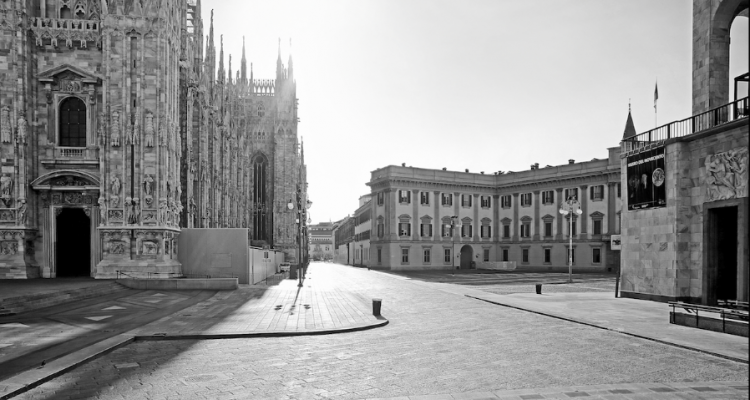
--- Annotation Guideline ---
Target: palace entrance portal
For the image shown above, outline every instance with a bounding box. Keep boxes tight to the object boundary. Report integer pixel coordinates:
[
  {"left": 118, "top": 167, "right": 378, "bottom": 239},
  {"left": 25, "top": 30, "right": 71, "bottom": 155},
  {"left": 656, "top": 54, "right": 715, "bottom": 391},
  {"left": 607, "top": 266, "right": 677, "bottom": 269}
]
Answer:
[
  {"left": 703, "top": 198, "right": 749, "bottom": 305},
  {"left": 459, "top": 245, "right": 473, "bottom": 270},
  {"left": 56, "top": 208, "right": 91, "bottom": 277}
]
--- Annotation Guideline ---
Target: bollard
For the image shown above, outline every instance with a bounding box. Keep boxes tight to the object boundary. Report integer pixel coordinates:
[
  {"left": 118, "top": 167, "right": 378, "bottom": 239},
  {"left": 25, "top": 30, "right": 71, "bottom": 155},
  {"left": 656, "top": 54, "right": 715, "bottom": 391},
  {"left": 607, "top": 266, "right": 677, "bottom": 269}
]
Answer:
[
  {"left": 535, "top": 284, "right": 542, "bottom": 294},
  {"left": 372, "top": 298, "right": 382, "bottom": 316}
]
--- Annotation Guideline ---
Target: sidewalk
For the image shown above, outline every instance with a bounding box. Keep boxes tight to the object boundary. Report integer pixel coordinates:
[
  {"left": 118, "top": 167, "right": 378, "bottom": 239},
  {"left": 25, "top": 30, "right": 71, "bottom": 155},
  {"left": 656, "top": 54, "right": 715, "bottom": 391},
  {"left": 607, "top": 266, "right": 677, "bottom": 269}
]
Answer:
[
  {"left": 0, "top": 266, "right": 386, "bottom": 399},
  {"left": 376, "top": 270, "right": 749, "bottom": 363}
]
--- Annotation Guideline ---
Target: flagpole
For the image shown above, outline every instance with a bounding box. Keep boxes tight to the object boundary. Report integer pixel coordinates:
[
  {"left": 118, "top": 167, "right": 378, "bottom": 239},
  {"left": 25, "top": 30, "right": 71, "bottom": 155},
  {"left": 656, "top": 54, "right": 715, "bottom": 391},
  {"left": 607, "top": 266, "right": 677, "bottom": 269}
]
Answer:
[{"left": 654, "top": 80, "right": 659, "bottom": 128}]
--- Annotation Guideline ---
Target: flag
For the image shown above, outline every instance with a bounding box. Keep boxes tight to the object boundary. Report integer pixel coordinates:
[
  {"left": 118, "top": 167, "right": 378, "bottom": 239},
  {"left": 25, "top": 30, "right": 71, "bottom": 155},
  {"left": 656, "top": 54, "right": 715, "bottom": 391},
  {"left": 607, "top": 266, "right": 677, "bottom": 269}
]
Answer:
[{"left": 654, "top": 82, "right": 659, "bottom": 109}]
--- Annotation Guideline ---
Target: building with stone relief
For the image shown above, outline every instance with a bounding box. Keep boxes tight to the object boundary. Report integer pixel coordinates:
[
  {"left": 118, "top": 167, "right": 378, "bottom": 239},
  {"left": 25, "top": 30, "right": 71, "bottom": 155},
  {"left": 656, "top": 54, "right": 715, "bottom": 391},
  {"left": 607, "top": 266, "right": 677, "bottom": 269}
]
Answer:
[
  {"left": 619, "top": 0, "right": 748, "bottom": 304},
  {"left": 0, "top": 0, "right": 307, "bottom": 279},
  {"left": 367, "top": 148, "right": 623, "bottom": 272}
]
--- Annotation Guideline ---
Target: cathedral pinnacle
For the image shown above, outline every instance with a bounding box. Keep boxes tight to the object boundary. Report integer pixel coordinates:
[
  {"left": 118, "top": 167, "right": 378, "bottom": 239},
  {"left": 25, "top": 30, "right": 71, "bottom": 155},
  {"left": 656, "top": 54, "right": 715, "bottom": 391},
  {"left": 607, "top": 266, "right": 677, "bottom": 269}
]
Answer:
[
  {"left": 218, "top": 35, "right": 225, "bottom": 83},
  {"left": 228, "top": 54, "right": 232, "bottom": 84},
  {"left": 288, "top": 38, "right": 294, "bottom": 80},
  {"left": 240, "top": 36, "right": 247, "bottom": 84},
  {"left": 623, "top": 102, "right": 637, "bottom": 140}
]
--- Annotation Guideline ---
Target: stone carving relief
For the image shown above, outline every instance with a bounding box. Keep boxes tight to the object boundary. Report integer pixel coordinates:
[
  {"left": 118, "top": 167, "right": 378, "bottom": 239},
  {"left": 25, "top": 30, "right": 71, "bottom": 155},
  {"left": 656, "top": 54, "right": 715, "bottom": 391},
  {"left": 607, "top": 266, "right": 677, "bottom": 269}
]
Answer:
[
  {"left": 16, "top": 198, "right": 26, "bottom": 225},
  {"left": 109, "top": 195, "right": 119, "bottom": 208},
  {"left": 142, "top": 240, "right": 158, "bottom": 255},
  {"left": 63, "top": 192, "right": 83, "bottom": 204},
  {"left": 705, "top": 147, "right": 748, "bottom": 201},
  {"left": 0, "top": 209, "right": 15, "bottom": 223},
  {"left": 144, "top": 111, "right": 154, "bottom": 147},
  {"left": 108, "top": 209, "right": 123, "bottom": 222},
  {"left": 98, "top": 197, "right": 106, "bottom": 225},
  {"left": 110, "top": 175, "right": 121, "bottom": 196},
  {"left": 52, "top": 176, "right": 88, "bottom": 186},
  {"left": 110, "top": 111, "right": 120, "bottom": 146},
  {"left": 0, "top": 241, "right": 17, "bottom": 255},
  {"left": 0, "top": 106, "right": 10, "bottom": 143},
  {"left": 142, "top": 210, "right": 156, "bottom": 224},
  {"left": 158, "top": 197, "right": 167, "bottom": 225},
  {"left": 16, "top": 113, "right": 27, "bottom": 144},
  {"left": 0, "top": 174, "right": 12, "bottom": 207},
  {"left": 109, "top": 241, "right": 126, "bottom": 254}
]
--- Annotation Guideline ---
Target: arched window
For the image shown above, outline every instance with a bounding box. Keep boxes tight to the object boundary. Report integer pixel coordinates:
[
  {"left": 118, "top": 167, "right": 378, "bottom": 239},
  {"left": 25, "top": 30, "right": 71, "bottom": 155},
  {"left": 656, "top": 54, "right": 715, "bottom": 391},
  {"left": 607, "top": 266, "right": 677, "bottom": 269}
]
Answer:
[{"left": 59, "top": 97, "right": 86, "bottom": 147}]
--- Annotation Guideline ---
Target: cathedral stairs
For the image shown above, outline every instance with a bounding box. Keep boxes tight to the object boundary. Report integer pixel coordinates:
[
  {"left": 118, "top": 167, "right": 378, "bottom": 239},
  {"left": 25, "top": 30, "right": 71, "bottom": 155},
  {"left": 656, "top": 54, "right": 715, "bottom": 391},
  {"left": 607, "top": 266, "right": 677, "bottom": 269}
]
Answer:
[{"left": 0, "top": 281, "right": 129, "bottom": 316}]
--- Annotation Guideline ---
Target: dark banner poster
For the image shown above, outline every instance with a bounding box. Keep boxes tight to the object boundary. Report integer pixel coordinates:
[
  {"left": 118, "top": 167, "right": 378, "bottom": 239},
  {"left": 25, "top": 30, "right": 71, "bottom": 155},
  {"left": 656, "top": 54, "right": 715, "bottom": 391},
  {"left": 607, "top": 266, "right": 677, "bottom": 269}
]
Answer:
[{"left": 627, "top": 147, "right": 666, "bottom": 210}]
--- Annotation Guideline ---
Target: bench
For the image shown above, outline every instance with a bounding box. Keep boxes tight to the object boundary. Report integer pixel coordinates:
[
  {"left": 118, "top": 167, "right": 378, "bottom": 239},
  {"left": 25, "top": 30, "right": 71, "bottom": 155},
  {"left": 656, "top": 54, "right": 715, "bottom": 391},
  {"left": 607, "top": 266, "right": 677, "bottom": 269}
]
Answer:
[
  {"left": 718, "top": 299, "right": 749, "bottom": 312},
  {"left": 668, "top": 301, "right": 749, "bottom": 337}
]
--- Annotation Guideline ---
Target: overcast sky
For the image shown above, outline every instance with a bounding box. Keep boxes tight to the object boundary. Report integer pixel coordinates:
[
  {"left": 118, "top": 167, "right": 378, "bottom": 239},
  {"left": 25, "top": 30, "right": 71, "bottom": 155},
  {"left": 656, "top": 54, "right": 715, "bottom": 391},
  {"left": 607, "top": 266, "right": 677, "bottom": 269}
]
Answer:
[{"left": 202, "top": 0, "right": 749, "bottom": 224}]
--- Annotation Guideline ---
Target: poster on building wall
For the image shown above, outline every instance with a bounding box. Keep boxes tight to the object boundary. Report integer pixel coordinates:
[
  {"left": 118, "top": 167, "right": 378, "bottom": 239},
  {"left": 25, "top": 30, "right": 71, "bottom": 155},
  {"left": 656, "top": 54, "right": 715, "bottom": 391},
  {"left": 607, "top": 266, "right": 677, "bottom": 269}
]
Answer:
[{"left": 627, "top": 147, "right": 666, "bottom": 210}]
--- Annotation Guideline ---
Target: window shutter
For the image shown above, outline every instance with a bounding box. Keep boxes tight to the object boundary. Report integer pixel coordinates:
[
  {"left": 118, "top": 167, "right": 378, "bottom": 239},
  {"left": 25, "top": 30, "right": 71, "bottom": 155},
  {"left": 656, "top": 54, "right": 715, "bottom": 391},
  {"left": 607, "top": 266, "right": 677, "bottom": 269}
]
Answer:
[
  {"left": 488, "top": 226, "right": 491, "bottom": 238},
  {"left": 590, "top": 187, "right": 594, "bottom": 200},
  {"left": 469, "top": 225, "right": 473, "bottom": 237},
  {"left": 551, "top": 191, "right": 554, "bottom": 203},
  {"left": 488, "top": 196, "right": 491, "bottom": 207},
  {"left": 429, "top": 225, "right": 433, "bottom": 236},
  {"left": 407, "top": 191, "right": 411, "bottom": 203}
]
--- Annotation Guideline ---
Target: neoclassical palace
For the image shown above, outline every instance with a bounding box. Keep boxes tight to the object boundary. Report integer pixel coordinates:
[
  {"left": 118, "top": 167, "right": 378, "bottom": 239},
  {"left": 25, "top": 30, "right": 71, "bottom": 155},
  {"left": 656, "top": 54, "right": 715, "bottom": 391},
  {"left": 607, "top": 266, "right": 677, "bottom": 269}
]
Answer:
[{"left": 0, "top": 0, "right": 307, "bottom": 279}]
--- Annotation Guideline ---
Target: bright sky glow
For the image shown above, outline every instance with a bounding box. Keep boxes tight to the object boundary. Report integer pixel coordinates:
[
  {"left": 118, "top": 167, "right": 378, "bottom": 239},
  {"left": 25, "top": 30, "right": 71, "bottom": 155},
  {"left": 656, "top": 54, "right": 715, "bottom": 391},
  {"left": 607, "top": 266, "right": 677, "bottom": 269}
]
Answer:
[{"left": 203, "top": 0, "right": 749, "bottom": 224}]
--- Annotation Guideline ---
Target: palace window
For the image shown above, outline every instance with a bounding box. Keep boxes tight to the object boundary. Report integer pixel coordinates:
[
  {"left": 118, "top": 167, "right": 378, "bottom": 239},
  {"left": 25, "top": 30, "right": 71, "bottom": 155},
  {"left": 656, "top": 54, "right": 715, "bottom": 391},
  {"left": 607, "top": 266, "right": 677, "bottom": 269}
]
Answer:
[
  {"left": 401, "top": 248, "right": 409, "bottom": 263},
  {"left": 441, "top": 193, "right": 453, "bottom": 206},
  {"left": 522, "top": 248, "right": 529, "bottom": 263},
  {"left": 420, "top": 191, "right": 430, "bottom": 205},
  {"left": 503, "top": 224, "right": 510, "bottom": 239},
  {"left": 564, "top": 188, "right": 579, "bottom": 202},
  {"left": 461, "top": 222, "right": 473, "bottom": 238},
  {"left": 591, "top": 212, "right": 604, "bottom": 235},
  {"left": 542, "top": 190, "right": 555, "bottom": 205},
  {"left": 590, "top": 185, "right": 604, "bottom": 201},
  {"left": 59, "top": 97, "right": 87, "bottom": 147},
  {"left": 480, "top": 218, "right": 492, "bottom": 239},
  {"left": 423, "top": 249, "right": 431, "bottom": 263},
  {"left": 420, "top": 221, "right": 433, "bottom": 237},
  {"left": 502, "top": 248, "right": 509, "bottom": 262},
  {"left": 592, "top": 248, "right": 601, "bottom": 264},
  {"left": 480, "top": 195, "right": 491, "bottom": 208},
  {"left": 545, "top": 221, "right": 553, "bottom": 237},
  {"left": 444, "top": 248, "right": 451, "bottom": 263},
  {"left": 461, "top": 194, "right": 472, "bottom": 207},
  {"left": 377, "top": 192, "right": 384, "bottom": 205},
  {"left": 544, "top": 248, "right": 551, "bottom": 263},
  {"left": 483, "top": 248, "right": 490, "bottom": 262},
  {"left": 520, "top": 193, "right": 532, "bottom": 207},
  {"left": 398, "top": 219, "right": 411, "bottom": 237},
  {"left": 377, "top": 248, "right": 382, "bottom": 263},
  {"left": 398, "top": 190, "right": 411, "bottom": 204},
  {"left": 501, "top": 195, "right": 512, "bottom": 208}
]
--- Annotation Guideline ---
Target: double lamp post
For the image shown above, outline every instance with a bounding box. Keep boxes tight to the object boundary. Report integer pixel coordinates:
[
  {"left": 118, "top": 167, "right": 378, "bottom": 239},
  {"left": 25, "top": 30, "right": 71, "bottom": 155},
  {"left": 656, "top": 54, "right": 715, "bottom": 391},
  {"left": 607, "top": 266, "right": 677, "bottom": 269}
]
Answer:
[
  {"left": 288, "top": 185, "right": 312, "bottom": 287},
  {"left": 559, "top": 196, "right": 582, "bottom": 283}
]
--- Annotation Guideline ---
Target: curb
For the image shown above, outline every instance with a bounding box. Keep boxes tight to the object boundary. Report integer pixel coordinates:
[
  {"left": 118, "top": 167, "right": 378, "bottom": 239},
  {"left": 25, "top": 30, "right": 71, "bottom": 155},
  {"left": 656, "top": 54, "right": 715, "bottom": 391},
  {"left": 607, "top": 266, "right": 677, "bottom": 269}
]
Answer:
[
  {"left": 0, "top": 317, "right": 388, "bottom": 400},
  {"left": 465, "top": 295, "right": 748, "bottom": 365}
]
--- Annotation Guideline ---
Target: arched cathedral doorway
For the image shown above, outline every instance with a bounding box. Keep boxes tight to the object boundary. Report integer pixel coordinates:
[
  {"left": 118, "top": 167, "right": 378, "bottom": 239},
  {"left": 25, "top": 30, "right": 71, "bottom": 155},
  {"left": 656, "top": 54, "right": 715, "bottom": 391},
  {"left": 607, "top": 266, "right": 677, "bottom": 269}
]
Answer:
[{"left": 56, "top": 208, "right": 91, "bottom": 277}]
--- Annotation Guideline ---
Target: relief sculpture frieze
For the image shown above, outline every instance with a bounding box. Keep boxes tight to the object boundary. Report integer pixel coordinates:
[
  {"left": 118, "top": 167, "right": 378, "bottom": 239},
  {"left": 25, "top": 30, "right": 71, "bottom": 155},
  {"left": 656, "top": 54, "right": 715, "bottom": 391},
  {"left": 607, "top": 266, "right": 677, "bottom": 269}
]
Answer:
[{"left": 705, "top": 147, "right": 748, "bottom": 202}]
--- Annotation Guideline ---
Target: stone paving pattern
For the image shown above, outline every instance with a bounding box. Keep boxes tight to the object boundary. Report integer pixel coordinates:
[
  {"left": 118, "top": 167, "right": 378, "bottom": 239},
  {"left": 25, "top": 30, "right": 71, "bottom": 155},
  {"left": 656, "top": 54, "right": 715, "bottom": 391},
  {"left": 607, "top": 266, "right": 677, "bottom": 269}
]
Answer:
[
  {"left": 14, "top": 264, "right": 748, "bottom": 400},
  {"left": 130, "top": 270, "right": 378, "bottom": 337}
]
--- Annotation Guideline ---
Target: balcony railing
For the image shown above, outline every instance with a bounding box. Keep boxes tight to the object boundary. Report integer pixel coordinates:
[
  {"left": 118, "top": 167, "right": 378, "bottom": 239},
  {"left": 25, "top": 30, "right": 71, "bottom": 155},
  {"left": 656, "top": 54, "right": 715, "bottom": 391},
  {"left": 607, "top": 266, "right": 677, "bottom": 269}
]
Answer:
[
  {"left": 54, "top": 147, "right": 99, "bottom": 159},
  {"left": 622, "top": 97, "right": 748, "bottom": 154}
]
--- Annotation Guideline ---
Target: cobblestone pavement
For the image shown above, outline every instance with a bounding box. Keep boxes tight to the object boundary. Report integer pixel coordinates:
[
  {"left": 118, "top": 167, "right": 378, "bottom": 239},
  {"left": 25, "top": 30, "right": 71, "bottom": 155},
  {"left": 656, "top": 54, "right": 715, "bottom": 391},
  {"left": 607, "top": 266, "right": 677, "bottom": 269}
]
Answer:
[{"left": 16, "top": 263, "right": 749, "bottom": 400}]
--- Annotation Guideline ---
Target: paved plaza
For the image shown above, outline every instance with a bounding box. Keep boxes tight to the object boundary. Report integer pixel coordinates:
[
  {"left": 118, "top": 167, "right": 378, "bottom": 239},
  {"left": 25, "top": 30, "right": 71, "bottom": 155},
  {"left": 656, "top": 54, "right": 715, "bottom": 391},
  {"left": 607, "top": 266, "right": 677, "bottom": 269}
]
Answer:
[{"left": 2, "top": 263, "right": 746, "bottom": 399}]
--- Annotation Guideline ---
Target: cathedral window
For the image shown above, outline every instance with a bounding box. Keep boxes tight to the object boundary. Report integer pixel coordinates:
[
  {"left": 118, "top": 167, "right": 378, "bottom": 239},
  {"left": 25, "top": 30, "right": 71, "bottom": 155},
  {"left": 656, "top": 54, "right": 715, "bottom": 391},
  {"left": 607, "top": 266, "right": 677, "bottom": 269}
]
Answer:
[{"left": 59, "top": 97, "right": 87, "bottom": 147}]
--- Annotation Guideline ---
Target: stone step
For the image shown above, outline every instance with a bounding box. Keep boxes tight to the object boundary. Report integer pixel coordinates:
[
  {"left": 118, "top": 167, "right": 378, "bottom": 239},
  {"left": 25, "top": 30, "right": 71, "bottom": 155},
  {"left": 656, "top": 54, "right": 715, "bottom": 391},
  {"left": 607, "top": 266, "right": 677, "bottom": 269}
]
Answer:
[{"left": 0, "top": 282, "right": 129, "bottom": 315}]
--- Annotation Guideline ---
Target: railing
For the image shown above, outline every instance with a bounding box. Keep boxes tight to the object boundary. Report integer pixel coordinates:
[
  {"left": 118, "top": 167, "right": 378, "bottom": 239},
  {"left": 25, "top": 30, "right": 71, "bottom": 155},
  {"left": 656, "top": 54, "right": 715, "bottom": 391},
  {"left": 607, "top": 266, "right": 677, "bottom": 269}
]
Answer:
[
  {"left": 116, "top": 270, "right": 237, "bottom": 280},
  {"left": 54, "top": 147, "right": 99, "bottom": 159},
  {"left": 622, "top": 97, "right": 748, "bottom": 154}
]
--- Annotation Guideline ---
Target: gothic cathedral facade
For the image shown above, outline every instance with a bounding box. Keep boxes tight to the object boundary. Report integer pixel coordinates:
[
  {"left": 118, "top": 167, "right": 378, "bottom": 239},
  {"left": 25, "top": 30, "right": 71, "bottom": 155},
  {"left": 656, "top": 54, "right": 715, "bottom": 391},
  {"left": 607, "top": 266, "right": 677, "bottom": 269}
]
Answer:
[{"left": 0, "top": 0, "right": 307, "bottom": 279}]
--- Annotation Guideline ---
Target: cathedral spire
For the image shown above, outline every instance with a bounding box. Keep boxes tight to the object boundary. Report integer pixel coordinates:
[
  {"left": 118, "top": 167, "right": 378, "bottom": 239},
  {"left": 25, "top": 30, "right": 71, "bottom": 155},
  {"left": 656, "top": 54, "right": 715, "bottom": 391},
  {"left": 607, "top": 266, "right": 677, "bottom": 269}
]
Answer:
[
  {"left": 228, "top": 54, "right": 232, "bottom": 84},
  {"left": 276, "top": 37, "right": 284, "bottom": 81},
  {"left": 218, "top": 35, "right": 225, "bottom": 83},
  {"left": 622, "top": 101, "right": 637, "bottom": 140},
  {"left": 240, "top": 36, "right": 247, "bottom": 85},
  {"left": 288, "top": 38, "right": 294, "bottom": 80},
  {"left": 207, "top": 10, "right": 215, "bottom": 84}
]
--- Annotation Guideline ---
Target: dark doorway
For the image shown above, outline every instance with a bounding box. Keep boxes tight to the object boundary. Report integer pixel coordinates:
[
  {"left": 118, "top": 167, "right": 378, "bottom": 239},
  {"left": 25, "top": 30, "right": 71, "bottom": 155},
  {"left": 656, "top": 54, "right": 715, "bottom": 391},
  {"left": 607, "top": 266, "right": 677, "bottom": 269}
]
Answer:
[
  {"left": 460, "top": 245, "right": 473, "bottom": 269},
  {"left": 56, "top": 208, "right": 91, "bottom": 277},
  {"left": 705, "top": 206, "right": 738, "bottom": 305}
]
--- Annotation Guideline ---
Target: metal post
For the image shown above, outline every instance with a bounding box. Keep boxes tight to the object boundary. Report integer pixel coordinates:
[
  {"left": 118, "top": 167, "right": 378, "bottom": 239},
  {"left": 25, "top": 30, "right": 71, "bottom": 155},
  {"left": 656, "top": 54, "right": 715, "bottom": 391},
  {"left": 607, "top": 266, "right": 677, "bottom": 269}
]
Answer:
[{"left": 568, "top": 213, "right": 573, "bottom": 283}]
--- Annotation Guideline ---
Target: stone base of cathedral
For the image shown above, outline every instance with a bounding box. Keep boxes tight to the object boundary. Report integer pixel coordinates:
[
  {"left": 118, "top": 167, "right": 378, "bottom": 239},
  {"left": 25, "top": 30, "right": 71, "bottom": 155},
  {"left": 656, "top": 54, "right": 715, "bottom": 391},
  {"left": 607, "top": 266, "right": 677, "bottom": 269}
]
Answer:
[
  {"left": 0, "top": 229, "right": 40, "bottom": 279},
  {"left": 95, "top": 226, "right": 182, "bottom": 279}
]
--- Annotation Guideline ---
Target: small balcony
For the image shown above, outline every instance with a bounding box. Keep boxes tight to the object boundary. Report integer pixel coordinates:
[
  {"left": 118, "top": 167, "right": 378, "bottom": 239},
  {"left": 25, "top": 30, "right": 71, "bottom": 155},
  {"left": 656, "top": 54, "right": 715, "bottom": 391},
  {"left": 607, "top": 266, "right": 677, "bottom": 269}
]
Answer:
[
  {"left": 41, "top": 147, "right": 100, "bottom": 169},
  {"left": 622, "top": 97, "right": 748, "bottom": 155}
]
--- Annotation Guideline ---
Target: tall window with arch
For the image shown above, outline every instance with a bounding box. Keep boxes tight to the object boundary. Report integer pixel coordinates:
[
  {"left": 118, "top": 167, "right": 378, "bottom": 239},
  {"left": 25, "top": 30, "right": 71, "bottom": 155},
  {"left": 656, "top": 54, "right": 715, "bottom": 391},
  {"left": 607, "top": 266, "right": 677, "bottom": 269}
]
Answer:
[
  {"left": 59, "top": 97, "right": 87, "bottom": 147},
  {"left": 252, "top": 153, "right": 269, "bottom": 241}
]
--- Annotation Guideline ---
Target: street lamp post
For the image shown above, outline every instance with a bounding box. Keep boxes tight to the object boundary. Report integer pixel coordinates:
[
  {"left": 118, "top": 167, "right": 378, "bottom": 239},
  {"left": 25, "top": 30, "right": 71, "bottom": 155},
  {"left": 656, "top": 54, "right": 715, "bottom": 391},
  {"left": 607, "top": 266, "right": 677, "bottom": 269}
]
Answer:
[
  {"left": 449, "top": 216, "right": 459, "bottom": 271},
  {"left": 559, "top": 196, "right": 583, "bottom": 283}
]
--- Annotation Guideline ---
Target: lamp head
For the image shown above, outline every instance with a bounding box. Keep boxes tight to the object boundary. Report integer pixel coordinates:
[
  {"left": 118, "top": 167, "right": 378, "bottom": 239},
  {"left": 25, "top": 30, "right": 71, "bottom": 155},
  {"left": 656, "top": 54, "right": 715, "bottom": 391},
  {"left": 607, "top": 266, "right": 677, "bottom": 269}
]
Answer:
[
  {"left": 559, "top": 209, "right": 568, "bottom": 215},
  {"left": 575, "top": 209, "right": 583, "bottom": 215},
  {"left": 287, "top": 200, "right": 294, "bottom": 210}
]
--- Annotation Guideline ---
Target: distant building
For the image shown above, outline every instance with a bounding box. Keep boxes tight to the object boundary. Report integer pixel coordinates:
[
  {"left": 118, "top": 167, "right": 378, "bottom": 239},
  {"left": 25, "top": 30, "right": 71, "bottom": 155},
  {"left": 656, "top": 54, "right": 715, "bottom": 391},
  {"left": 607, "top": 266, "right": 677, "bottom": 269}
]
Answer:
[
  {"left": 352, "top": 195, "right": 372, "bottom": 267},
  {"left": 367, "top": 149, "right": 623, "bottom": 271},
  {"left": 333, "top": 216, "right": 354, "bottom": 265},
  {"left": 619, "top": 0, "right": 748, "bottom": 304},
  {"left": 308, "top": 222, "right": 334, "bottom": 261}
]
